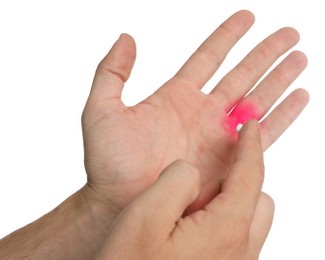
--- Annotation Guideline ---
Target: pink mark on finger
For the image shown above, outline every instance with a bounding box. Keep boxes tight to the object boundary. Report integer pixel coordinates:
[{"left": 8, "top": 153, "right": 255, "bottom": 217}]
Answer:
[{"left": 226, "top": 102, "right": 259, "bottom": 135}]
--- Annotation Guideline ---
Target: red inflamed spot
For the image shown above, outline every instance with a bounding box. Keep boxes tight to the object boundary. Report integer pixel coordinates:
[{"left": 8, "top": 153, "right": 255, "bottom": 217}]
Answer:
[{"left": 226, "top": 102, "right": 259, "bottom": 135}]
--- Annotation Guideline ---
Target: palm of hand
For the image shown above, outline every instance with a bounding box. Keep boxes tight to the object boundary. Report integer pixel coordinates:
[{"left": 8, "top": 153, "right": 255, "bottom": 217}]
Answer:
[
  {"left": 84, "top": 81, "right": 235, "bottom": 211},
  {"left": 82, "top": 11, "right": 308, "bottom": 212}
]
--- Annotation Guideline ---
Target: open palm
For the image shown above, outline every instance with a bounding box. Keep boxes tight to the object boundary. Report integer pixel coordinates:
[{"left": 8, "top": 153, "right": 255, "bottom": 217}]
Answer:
[{"left": 82, "top": 10, "right": 308, "bottom": 212}]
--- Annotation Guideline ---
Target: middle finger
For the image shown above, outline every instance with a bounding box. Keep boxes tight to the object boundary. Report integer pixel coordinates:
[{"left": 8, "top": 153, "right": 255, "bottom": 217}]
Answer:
[{"left": 211, "top": 27, "right": 300, "bottom": 111}]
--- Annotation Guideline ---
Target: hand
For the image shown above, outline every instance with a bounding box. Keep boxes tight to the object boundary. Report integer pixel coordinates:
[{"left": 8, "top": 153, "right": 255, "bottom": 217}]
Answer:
[
  {"left": 81, "top": 10, "right": 308, "bottom": 215},
  {"left": 96, "top": 121, "right": 274, "bottom": 260}
]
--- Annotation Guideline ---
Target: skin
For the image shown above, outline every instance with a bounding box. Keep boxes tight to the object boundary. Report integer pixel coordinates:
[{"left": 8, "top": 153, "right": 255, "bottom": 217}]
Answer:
[
  {"left": 82, "top": 10, "right": 308, "bottom": 213},
  {"left": 95, "top": 121, "right": 274, "bottom": 260},
  {"left": 0, "top": 10, "right": 308, "bottom": 259}
]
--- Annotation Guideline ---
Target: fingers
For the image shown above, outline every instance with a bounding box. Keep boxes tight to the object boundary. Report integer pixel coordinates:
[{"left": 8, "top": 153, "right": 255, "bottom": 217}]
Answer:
[
  {"left": 213, "top": 27, "right": 300, "bottom": 110},
  {"left": 95, "top": 160, "right": 200, "bottom": 259},
  {"left": 225, "top": 51, "right": 308, "bottom": 138},
  {"left": 121, "top": 160, "right": 200, "bottom": 241},
  {"left": 224, "top": 120, "right": 264, "bottom": 215},
  {"left": 247, "top": 192, "right": 275, "bottom": 259},
  {"left": 243, "top": 51, "right": 307, "bottom": 116},
  {"left": 174, "top": 10, "right": 255, "bottom": 89},
  {"left": 88, "top": 33, "right": 136, "bottom": 105},
  {"left": 260, "top": 88, "right": 309, "bottom": 150},
  {"left": 207, "top": 120, "right": 264, "bottom": 223}
]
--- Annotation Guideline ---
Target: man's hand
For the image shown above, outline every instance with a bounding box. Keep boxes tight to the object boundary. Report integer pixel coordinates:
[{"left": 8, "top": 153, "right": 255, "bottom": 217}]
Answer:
[
  {"left": 96, "top": 121, "right": 274, "bottom": 260},
  {"left": 0, "top": 10, "right": 308, "bottom": 260},
  {"left": 81, "top": 10, "right": 308, "bottom": 216}
]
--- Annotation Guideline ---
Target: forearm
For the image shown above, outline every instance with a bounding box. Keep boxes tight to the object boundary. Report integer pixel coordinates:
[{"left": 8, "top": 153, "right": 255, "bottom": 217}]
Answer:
[{"left": 0, "top": 186, "right": 117, "bottom": 259}]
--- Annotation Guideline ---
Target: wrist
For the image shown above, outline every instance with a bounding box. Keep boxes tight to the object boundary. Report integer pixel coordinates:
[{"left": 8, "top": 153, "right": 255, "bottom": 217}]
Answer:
[
  {"left": 0, "top": 186, "right": 118, "bottom": 260},
  {"left": 35, "top": 187, "right": 118, "bottom": 259},
  {"left": 78, "top": 184, "right": 121, "bottom": 230}
]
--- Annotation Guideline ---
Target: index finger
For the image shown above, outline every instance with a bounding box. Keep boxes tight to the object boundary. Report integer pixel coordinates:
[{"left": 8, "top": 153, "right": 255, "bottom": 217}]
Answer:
[{"left": 207, "top": 120, "right": 264, "bottom": 222}]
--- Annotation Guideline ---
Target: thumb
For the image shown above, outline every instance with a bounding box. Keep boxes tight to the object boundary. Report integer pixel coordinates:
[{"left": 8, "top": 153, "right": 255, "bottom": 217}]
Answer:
[
  {"left": 88, "top": 33, "right": 136, "bottom": 105},
  {"left": 96, "top": 162, "right": 200, "bottom": 259},
  {"left": 115, "top": 160, "right": 200, "bottom": 242}
]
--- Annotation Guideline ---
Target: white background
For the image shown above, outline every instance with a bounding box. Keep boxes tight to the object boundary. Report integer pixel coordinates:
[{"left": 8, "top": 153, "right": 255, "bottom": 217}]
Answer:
[{"left": 0, "top": 1, "right": 323, "bottom": 259}]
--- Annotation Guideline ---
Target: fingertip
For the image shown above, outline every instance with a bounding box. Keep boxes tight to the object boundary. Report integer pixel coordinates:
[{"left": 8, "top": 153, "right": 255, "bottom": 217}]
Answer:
[
  {"left": 280, "top": 27, "right": 301, "bottom": 44},
  {"left": 133, "top": 160, "right": 201, "bottom": 235},
  {"left": 237, "top": 9, "right": 255, "bottom": 22},
  {"left": 163, "top": 160, "right": 201, "bottom": 200},
  {"left": 233, "top": 9, "right": 255, "bottom": 29},
  {"left": 88, "top": 32, "right": 137, "bottom": 104},
  {"left": 291, "top": 50, "right": 308, "bottom": 67},
  {"left": 239, "top": 119, "right": 261, "bottom": 139},
  {"left": 118, "top": 33, "right": 136, "bottom": 52},
  {"left": 119, "top": 33, "right": 133, "bottom": 39},
  {"left": 98, "top": 32, "right": 137, "bottom": 82},
  {"left": 294, "top": 88, "right": 310, "bottom": 104}
]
